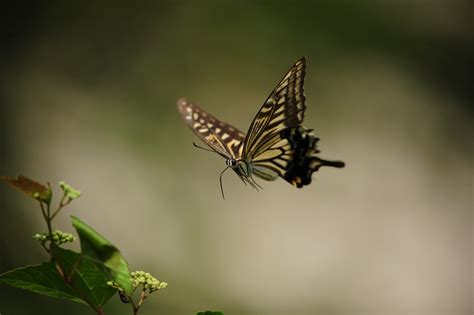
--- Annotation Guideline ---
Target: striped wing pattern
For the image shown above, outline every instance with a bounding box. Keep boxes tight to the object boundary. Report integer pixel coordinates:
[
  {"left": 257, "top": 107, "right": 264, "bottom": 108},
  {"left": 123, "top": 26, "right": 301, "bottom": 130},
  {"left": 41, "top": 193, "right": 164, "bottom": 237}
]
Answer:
[
  {"left": 177, "top": 57, "right": 345, "bottom": 191},
  {"left": 236, "top": 57, "right": 307, "bottom": 184},
  {"left": 243, "top": 57, "right": 306, "bottom": 159},
  {"left": 244, "top": 57, "right": 345, "bottom": 187},
  {"left": 177, "top": 98, "right": 245, "bottom": 159}
]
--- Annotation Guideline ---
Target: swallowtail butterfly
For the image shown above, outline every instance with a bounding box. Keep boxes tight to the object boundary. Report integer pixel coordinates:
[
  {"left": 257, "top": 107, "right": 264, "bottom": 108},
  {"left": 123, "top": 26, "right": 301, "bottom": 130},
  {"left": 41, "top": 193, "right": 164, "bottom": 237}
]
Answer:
[{"left": 177, "top": 57, "right": 345, "bottom": 198}]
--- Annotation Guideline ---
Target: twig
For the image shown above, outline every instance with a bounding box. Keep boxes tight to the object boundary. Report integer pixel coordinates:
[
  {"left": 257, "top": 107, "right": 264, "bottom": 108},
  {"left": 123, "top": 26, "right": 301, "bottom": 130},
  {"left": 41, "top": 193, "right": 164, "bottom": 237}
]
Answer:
[
  {"left": 50, "top": 196, "right": 71, "bottom": 220},
  {"left": 39, "top": 201, "right": 48, "bottom": 222}
]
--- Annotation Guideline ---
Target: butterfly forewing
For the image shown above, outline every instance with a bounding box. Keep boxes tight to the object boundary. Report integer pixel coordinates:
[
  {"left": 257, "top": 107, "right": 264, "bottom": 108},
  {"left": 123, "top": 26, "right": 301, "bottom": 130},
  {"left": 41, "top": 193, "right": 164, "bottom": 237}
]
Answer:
[
  {"left": 243, "top": 57, "right": 306, "bottom": 160},
  {"left": 177, "top": 98, "right": 246, "bottom": 159}
]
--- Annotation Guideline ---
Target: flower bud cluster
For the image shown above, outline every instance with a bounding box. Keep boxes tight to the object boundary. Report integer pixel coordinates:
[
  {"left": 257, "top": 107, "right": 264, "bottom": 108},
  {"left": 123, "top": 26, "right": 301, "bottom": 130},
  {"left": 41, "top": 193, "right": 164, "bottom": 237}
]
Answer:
[
  {"left": 32, "top": 230, "right": 76, "bottom": 245},
  {"left": 107, "top": 281, "right": 125, "bottom": 292},
  {"left": 131, "top": 271, "right": 168, "bottom": 293},
  {"left": 59, "top": 181, "right": 81, "bottom": 199}
]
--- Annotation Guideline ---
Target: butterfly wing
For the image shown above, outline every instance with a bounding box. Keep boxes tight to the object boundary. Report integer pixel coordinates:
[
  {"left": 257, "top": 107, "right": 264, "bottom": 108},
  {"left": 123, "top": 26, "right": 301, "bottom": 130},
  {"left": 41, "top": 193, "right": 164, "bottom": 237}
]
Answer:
[
  {"left": 177, "top": 98, "right": 246, "bottom": 159},
  {"left": 243, "top": 57, "right": 345, "bottom": 187},
  {"left": 243, "top": 57, "right": 307, "bottom": 159}
]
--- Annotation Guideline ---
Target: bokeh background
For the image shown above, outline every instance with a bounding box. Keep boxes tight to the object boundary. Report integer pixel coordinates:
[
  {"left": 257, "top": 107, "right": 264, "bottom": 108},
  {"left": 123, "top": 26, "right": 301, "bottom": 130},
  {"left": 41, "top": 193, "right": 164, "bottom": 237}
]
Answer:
[{"left": 0, "top": 1, "right": 472, "bottom": 314}]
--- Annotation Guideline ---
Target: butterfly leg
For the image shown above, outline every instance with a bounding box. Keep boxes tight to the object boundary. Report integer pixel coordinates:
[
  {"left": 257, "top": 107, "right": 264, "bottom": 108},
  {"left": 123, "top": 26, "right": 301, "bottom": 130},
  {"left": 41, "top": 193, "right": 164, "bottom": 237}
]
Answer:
[
  {"left": 237, "top": 173, "right": 248, "bottom": 186},
  {"left": 249, "top": 176, "right": 263, "bottom": 190},
  {"left": 242, "top": 175, "right": 261, "bottom": 191}
]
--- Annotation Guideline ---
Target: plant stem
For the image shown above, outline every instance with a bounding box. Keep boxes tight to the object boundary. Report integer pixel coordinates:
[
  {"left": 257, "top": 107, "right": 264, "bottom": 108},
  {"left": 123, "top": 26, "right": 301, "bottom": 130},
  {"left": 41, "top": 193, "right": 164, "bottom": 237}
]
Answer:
[
  {"left": 40, "top": 241, "right": 49, "bottom": 254},
  {"left": 137, "top": 290, "right": 147, "bottom": 308},
  {"left": 47, "top": 215, "right": 54, "bottom": 256},
  {"left": 127, "top": 290, "right": 141, "bottom": 315},
  {"left": 129, "top": 297, "right": 138, "bottom": 315},
  {"left": 45, "top": 203, "right": 53, "bottom": 236},
  {"left": 41, "top": 197, "right": 66, "bottom": 276},
  {"left": 39, "top": 201, "right": 48, "bottom": 222},
  {"left": 50, "top": 195, "right": 71, "bottom": 220},
  {"left": 39, "top": 201, "right": 55, "bottom": 259}
]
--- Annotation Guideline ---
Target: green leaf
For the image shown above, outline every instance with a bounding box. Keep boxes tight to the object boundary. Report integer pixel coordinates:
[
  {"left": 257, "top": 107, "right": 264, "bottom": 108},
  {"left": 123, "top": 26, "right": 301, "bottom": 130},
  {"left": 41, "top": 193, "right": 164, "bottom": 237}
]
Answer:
[
  {"left": 71, "top": 216, "right": 132, "bottom": 294},
  {"left": 0, "top": 175, "right": 52, "bottom": 204},
  {"left": 53, "top": 247, "right": 116, "bottom": 307},
  {"left": 0, "top": 261, "right": 85, "bottom": 304},
  {"left": 196, "top": 312, "right": 224, "bottom": 315}
]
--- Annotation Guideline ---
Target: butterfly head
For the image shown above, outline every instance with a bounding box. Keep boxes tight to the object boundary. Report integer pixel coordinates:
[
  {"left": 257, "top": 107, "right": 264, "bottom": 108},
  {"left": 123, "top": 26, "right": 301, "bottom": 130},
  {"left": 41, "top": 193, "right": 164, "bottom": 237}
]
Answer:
[
  {"left": 226, "top": 158, "right": 251, "bottom": 177},
  {"left": 225, "top": 158, "right": 237, "bottom": 168}
]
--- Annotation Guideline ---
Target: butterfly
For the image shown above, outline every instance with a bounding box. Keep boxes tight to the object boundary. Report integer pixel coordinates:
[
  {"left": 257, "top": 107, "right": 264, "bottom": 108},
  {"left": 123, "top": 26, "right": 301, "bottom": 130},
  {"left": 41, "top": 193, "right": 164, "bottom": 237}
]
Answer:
[{"left": 177, "top": 57, "right": 345, "bottom": 198}]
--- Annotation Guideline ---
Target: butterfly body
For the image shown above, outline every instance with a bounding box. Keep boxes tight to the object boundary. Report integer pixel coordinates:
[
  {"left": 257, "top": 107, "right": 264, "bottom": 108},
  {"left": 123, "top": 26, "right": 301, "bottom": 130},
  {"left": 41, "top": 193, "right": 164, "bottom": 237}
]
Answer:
[
  {"left": 226, "top": 158, "right": 249, "bottom": 177},
  {"left": 177, "top": 57, "right": 344, "bottom": 196},
  {"left": 227, "top": 158, "right": 260, "bottom": 187}
]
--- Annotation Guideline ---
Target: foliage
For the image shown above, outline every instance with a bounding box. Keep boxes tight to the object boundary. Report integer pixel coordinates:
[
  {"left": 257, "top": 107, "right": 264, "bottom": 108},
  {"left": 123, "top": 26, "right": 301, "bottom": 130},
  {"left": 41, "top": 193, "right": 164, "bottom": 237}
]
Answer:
[{"left": 0, "top": 176, "right": 218, "bottom": 314}]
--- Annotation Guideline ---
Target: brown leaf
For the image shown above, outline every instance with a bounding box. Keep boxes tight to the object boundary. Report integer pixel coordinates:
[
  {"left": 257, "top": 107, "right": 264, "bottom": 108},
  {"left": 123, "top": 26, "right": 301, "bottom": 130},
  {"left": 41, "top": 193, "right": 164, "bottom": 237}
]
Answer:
[{"left": 0, "top": 175, "right": 52, "bottom": 203}]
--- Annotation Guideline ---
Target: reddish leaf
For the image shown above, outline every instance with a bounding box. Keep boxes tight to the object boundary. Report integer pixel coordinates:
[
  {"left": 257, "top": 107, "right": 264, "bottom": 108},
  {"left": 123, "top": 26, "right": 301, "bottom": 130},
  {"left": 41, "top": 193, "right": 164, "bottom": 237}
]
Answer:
[{"left": 1, "top": 175, "right": 52, "bottom": 203}]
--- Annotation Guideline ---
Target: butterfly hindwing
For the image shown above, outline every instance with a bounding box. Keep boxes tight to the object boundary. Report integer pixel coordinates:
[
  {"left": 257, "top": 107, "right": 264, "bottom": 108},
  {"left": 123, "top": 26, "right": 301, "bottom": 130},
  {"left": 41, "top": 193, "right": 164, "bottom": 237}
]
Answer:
[
  {"left": 177, "top": 98, "right": 245, "bottom": 159},
  {"left": 267, "top": 127, "right": 345, "bottom": 187}
]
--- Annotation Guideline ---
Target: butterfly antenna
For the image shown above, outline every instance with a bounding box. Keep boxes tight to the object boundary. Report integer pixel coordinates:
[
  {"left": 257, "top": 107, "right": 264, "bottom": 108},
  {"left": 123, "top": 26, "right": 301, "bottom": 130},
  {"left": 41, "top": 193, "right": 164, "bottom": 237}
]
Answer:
[
  {"left": 219, "top": 166, "right": 230, "bottom": 200},
  {"left": 193, "top": 142, "right": 216, "bottom": 153}
]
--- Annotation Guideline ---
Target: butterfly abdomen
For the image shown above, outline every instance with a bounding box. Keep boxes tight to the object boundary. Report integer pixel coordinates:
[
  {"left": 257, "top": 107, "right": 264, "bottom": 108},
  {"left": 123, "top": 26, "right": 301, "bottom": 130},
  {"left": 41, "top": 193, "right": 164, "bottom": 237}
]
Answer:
[{"left": 281, "top": 127, "right": 345, "bottom": 188}]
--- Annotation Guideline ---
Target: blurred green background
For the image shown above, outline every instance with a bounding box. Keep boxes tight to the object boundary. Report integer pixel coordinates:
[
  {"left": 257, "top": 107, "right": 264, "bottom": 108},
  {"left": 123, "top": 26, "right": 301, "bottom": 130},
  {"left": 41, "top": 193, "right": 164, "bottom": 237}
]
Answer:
[{"left": 0, "top": 1, "right": 472, "bottom": 314}]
